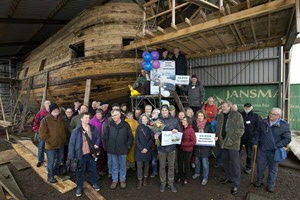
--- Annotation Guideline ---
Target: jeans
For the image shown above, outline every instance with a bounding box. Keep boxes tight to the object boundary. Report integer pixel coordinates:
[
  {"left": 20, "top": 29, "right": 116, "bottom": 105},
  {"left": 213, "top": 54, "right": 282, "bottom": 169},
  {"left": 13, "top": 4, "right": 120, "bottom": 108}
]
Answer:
[
  {"left": 256, "top": 148, "right": 279, "bottom": 187},
  {"left": 177, "top": 149, "right": 192, "bottom": 180},
  {"left": 37, "top": 133, "right": 45, "bottom": 163},
  {"left": 137, "top": 161, "right": 149, "bottom": 180},
  {"left": 222, "top": 149, "right": 241, "bottom": 188},
  {"left": 158, "top": 150, "right": 176, "bottom": 186},
  {"left": 107, "top": 153, "right": 112, "bottom": 174},
  {"left": 110, "top": 154, "right": 127, "bottom": 182},
  {"left": 46, "top": 147, "right": 64, "bottom": 179},
  {"left": 240, "top": 138, "right": 253, "bottom": 169},
  {"left": 76, "top": 154, "right": 98, "bottom": 189},
  {"left": 151, "top": 149, "right": 158, "bottom": 174},
  {"left": 194, "top": 156, "right": 209, "bottom": 180}
]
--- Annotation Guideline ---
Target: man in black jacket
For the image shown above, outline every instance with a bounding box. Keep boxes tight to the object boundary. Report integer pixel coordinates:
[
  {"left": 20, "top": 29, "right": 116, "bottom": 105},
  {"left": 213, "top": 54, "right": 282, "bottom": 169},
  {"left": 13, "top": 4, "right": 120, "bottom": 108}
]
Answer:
[
  {"left": 102, "top": 109, "right": 133, "bottom": 190},
  {"left": 240, "top": 103, "right": 260, "bottom": 174},
  {"left": 172, "top": 47, "right": 187, "bottom": 75}
]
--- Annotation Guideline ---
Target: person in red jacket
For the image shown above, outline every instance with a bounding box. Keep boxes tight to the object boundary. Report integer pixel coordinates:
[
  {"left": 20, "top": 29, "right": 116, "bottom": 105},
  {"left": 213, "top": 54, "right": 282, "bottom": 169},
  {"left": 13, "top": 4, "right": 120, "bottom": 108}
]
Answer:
[
  {"left": 176, "top": 116, "right": 196, "bottom": 185},
  {"left": 33, "top": 100, "right": 51, "bottom": 167},
  {"left": 204, "top": 97, "right": 217, "bottom": 123}
]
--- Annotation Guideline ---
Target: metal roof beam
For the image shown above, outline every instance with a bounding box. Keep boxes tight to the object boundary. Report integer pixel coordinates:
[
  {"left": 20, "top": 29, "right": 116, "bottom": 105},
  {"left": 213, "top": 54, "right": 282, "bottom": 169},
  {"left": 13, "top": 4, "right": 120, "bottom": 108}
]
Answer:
[{"left": 0, "top": 18, "right": 69, "bottom": 24}]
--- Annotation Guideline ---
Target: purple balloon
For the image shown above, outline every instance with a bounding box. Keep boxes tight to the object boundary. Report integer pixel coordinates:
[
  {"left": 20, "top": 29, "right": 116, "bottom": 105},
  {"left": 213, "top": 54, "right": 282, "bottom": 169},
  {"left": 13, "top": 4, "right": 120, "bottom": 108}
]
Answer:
[
  {"left": 152, "top": 60, "right": 160, "bottom": 69},
  {"left": 151, "top": 51, "right": 160, "bottom": 60},
  {"left": 143, "top": 62, "right": 153, "bottom": 71},
  {"left": 143, "top": 52, "right": 152, "bottom": 62},
  {"left": 142, "top": 51, "right": 149, "bottom": 58}
]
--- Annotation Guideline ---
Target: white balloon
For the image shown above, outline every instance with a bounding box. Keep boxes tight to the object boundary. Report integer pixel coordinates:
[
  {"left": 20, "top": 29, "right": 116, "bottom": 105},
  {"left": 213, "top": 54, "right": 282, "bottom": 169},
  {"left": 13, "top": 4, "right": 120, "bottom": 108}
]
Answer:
[{"left": 161, "top": 90, "right": 170, "bottom": 97}]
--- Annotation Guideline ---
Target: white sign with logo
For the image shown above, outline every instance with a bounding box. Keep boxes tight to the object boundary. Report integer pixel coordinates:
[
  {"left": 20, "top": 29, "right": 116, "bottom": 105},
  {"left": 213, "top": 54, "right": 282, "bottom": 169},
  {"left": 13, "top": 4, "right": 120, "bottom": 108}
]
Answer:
[
  {"left": 161, "top": 131, "right": 183, "bottom": 146},
  {"left": 195, "top": 133, "right": 216, "bottom": 146},
  {"left": 175, "top": 75, "right": 190, "bottom": 85}
]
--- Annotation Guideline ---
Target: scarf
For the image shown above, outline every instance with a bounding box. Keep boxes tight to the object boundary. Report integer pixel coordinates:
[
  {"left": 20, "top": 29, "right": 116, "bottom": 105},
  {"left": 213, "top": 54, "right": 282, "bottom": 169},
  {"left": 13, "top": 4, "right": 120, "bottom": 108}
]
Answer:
[{"left": 196, "top": 119, "right": 207, "bottom": 132}]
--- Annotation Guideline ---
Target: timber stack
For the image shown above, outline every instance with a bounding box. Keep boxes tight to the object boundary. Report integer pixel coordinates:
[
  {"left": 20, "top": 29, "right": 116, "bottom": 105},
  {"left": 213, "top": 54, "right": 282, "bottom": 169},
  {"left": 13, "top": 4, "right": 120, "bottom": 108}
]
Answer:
[{"left": 17, "top": 0, "right": 143, "bottom": 112}]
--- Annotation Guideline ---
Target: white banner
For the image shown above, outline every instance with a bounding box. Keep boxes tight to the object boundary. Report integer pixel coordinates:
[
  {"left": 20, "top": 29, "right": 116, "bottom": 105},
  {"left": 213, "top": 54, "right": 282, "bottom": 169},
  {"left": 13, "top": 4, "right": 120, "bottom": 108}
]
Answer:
[
  {"left": 161, "top": 131, "right": 183, "bottom": 146},
  {"left": 175, "top": 75, "right": 190, "bottom": 85},
  {"left": 195, "top": 133, "right": 216, "bottom": 146}
]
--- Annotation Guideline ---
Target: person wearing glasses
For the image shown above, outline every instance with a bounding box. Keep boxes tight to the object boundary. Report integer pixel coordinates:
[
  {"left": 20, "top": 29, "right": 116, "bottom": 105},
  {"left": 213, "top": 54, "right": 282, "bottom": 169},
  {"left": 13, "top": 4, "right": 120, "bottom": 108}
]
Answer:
[{"left": 253, "top": 108, "right": 291, "bottom": 193}]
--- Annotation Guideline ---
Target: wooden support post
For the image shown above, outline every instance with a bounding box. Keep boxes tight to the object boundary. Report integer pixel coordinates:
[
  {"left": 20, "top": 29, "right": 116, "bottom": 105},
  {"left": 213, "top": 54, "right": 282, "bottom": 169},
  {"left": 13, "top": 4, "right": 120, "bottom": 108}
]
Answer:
[
  {"left": 84, "top": 79, "right": 92, "bottom": 106},
  {"left": 0, "top": 95, "right": 9, "bottom": 141},
  {"left": 18, "top": 77, "right": 32, "bottom": 135},
  {"left": 40, "top": 71, "right": 48, "bottom": 111},
  {"left": 171, "top": 0, "right": 176, "bottom": 28},
  {"left": 282, "top": 51, "right": 291, "bottom": 122}
]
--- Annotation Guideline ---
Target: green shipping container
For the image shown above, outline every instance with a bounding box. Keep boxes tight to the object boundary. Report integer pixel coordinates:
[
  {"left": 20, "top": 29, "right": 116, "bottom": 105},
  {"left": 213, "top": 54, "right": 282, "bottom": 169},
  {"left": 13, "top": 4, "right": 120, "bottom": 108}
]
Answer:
[
  {"left": 290, "top": 84, "right": 300, "bottom": 130},
  {"left": 205, "top": 84, "right": 279, "bottom": 118}
]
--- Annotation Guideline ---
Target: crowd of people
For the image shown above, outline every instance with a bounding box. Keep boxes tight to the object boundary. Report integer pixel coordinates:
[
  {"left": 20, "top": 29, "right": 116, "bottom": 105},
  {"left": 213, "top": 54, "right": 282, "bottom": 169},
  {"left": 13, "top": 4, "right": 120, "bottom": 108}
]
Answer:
[{"left": 33, "top": 95, "right": 291, "bottom": 197}]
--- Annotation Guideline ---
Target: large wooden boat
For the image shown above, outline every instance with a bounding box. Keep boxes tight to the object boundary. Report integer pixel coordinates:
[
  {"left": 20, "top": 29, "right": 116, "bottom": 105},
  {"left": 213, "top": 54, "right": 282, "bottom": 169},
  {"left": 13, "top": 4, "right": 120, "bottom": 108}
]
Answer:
[{"left": 17, "top": 1, "right": 143, "bottom": 111}]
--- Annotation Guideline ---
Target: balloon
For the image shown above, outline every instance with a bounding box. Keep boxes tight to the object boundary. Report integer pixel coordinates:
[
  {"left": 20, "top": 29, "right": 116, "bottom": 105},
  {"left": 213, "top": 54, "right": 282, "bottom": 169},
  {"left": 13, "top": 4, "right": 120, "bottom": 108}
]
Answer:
[
  {"left": 161, "top": 90, "right": 170, "bottom": 97},
  {"left": 143, "top": 52, "right": 152, "bottom": 62},
  {"left": 143, "top": 62, "right": 153, "bottom": 71},
  {"left": 152, "top": 60, "right": 160, "bottom": 69},
  {"left": 142, "top": 51, "right": 149, "bottom": 57},
  {"left": 151, "top": 50, "right": 160, "bottom": 60},
  {"left": 142, "top": 60, "right": 146, "bottom": 68}
]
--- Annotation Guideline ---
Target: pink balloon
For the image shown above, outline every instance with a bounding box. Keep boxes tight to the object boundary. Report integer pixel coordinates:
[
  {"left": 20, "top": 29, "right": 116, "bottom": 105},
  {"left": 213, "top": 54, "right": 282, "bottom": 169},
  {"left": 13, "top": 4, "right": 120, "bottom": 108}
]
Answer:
[{"left": 152, "top": 60, "right": 160, "bottom": 69}]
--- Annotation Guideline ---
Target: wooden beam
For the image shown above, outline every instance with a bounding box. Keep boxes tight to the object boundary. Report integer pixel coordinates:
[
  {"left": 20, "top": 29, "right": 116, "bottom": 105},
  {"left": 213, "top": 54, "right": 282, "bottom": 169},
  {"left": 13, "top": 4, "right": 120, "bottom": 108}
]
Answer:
[
  {"left": 171, "top": 23, "right": 178, "bottom": 30},
  {"left": 187, "top": 40, "right": 283, "bottom": 58},
  {"left": 284, "top": 17, "right": 298, "bottom": 50},
  {"left": 40, "top": 72, "right": 49, "bottom": 111},
  {"left": 18, "top": 77, "right": 32, "bottom": 134},
  {"left": 187, "top": 37, "right": 208, "bottom": 52},
  {"left": 157, "top": 26, "right": 166, "bottom": 34},
  {"left": 213, "top": 29, "right": 229, "bottom": 49},
  {"left": 268, "top": 13, "right": 271, "bottom": 41},
  {"left": 250, "top": 19, "right": 258, "bottom": 44},
  {"left": 185, "top": 18, "right": 193, "bottom": 26},
  {"left": 84, "top": 79, "right": 92, "bottom": 106},
  {"left": 187, "top": 0, "right": 219, "bottom": 10},
  {"left": 172, "top": 0, "right": 176, "bottom": 27},
  {"left": 143, "top": 0, "right": 159, "bottom": 7},
  {"left": 0, "top": 95, "right": 9, "bottom": 140},
  {"left": 226, "top": 4, "right": 245, "bottom": 45},
  {"left": 190, "top": 7, "right": 201, "bottom": 20},
  {"left": 225, "top": 0, "right": 238, "bottom": 5},
  {"left": 124, "top": 0, "right": 295, "bottom": 51},
  {"left": 176, "top": 40, "right": 198, "bottom": 53},
  {"left": 146, "top": 30, "right": 155, "bottom": 37},
  {"left": 199, "top": 33, "right": 218, "bottom": 50},
  {"left": 0, "top": 18, "right": 69, "bottom": 24}
]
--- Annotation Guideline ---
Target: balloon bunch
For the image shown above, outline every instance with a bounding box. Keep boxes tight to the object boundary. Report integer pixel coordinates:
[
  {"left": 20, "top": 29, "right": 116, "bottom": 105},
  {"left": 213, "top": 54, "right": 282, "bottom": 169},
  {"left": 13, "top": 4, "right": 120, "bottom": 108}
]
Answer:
[{"left": 142, "top": 50, "right": 160, "bottom": 71}]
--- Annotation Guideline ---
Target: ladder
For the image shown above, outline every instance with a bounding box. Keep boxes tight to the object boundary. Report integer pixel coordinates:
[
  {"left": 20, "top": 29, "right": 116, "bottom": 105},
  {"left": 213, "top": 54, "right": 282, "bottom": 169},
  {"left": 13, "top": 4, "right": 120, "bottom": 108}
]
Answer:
[{"left": 173, "top": 91, "right": 188, "bottom": 112}]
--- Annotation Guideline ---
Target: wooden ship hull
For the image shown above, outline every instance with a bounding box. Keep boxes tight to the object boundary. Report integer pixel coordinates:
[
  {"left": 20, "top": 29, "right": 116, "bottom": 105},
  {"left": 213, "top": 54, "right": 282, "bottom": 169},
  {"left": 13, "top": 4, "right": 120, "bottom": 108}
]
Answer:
[{"left": 17, "top": 1, "right": 143, "bottom": 111}]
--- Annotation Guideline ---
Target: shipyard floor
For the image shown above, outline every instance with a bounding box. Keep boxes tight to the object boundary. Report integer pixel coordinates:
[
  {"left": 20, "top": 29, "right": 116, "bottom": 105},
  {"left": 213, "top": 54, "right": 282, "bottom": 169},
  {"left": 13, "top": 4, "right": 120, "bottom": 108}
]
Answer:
[{"left": 0, "top": 131, "right": 300, "bottom": 200}]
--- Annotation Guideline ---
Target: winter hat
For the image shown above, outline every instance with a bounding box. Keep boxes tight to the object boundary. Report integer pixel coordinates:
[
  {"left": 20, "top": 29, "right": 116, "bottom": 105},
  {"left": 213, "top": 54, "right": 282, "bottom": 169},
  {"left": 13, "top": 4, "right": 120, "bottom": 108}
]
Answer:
[
  {"left": 169, "top": 105, "right": 176, "bottom": 111},
  {"left": 191, "top": 74, "right": 198, "bottom": 79},
  {"left": 244, "top": 103, "right": 252, "bottom": 107},
  {"left": 49, "top": 103, "right": 59, "bottom": 113}
]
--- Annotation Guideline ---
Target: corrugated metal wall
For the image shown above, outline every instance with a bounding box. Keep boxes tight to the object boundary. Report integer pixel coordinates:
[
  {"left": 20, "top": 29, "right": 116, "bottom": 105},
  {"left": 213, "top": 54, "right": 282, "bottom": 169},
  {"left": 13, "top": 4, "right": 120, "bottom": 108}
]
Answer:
[{"left": 188, "top": 47, "right": 281, "bottom": 86}]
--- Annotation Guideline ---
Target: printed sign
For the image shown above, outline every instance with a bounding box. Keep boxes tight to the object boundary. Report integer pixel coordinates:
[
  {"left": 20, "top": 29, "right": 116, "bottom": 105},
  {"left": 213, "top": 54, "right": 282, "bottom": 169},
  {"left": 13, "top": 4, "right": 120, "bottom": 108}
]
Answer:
[
  {"left": 150, "top": 60, "right": 176, "bottom": 95},
  {"left": 161, "top": 131, "right": 183, "bottom": 146},
  {"left": 195, "top": 133, "right": 216, "bottom": 146},
  {"left": 175, "top": 75, "right": 190, "bottom": 85}
]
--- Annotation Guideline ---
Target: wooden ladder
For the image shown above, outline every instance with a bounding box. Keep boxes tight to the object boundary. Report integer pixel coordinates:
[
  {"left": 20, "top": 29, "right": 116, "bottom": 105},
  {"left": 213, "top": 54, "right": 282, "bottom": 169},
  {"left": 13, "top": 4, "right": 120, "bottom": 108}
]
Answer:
[{"left": 173, "top": 91, "right": 187, "bottom": 112}]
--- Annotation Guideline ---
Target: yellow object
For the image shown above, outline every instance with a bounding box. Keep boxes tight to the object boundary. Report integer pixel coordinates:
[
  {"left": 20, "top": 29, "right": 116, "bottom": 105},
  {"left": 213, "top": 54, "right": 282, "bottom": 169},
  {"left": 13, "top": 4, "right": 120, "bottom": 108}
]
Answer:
[
  {"left": 128, "top": 85, "right": 140, "bottom": 96},
  {"left": 125, "top": 118, "right": 139, "bottom": 162}
]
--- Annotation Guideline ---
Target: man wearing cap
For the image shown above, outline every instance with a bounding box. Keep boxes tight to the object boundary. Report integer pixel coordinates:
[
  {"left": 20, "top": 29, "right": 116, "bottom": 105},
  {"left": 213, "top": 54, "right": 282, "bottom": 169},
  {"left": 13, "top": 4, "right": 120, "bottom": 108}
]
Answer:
[
  {"left": 181, "top": 75, "right": 205, "bottom": 114},
  {"left": 33, "top": 100, "right": 51, "bottom": 167},
  {"left": 169, "top": 105, "right": 176, "bottom": 117},
  {"left": 154, "top": 105, "right": 182, "bottom": 193},
  {"left": 39, "top": 103, "right": 68, "bottom": 183},
  {"left": 240, "top": 103, "right": 260, "bottom": 174}
]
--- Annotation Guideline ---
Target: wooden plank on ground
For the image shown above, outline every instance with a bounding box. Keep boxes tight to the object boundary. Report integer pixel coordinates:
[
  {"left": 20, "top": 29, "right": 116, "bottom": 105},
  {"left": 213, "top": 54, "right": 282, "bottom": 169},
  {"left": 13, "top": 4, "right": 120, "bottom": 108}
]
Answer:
[
  {"left": 0, "top": 186, "right": 5, "bottom": 200},
  {"left": 0, "top": 165, "right": 26, "bottom": 200},
  {"left": 10, "top": 157, "right": 30, "bottom": 171},
  {"left": 0, "top": 149, "right": 17, "bottom": 165},
  {"left": 83, "top": 182, "right": 106, "bottom": 200},
  {"left": 17, "top": 140, "right": 47, "bottom": 162},
  {"left": 12, "top": 143, "right": 76, "bottom": 194}
]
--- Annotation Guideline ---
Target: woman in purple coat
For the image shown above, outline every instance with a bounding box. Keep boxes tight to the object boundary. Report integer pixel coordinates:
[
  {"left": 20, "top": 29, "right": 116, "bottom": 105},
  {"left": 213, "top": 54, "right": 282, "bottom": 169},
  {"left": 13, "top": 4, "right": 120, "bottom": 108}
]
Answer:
[{"left": 89, "top": 109, "right": 107, "bottom": 175}]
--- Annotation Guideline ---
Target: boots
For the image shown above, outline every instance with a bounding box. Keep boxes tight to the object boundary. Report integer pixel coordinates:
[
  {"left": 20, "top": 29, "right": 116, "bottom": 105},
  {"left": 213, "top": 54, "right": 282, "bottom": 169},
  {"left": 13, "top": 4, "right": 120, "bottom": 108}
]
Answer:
[
  {"left": 137, "top": 180, "right": 142, "bottom": 189},
  {"left": 143, "top": 177, "right": 147, "bottom": 186}
]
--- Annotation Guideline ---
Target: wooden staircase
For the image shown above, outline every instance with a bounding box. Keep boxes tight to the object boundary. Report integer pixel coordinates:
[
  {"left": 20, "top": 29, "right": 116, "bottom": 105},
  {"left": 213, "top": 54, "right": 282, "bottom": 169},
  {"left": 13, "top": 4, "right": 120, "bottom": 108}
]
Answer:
[{"left": 173, "top": 91, "right": 189, "bottom": 112}]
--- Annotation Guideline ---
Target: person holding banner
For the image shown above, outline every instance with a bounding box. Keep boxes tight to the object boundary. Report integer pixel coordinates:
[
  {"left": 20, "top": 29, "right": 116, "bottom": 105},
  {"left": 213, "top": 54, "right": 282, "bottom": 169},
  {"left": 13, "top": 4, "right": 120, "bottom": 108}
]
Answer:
[
  {"left": 176, "top": 116, "right": 196, "bottom": 185},
  {"left": 154, "top": 105, "right": 182, "bottom": 193},
  {"left": 192, "top": 111, "right": 213, "bottom": 186}
]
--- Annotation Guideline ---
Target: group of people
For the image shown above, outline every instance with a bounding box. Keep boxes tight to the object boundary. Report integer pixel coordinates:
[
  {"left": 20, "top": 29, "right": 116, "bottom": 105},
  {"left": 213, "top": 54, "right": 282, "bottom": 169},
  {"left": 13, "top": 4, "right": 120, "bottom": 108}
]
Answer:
[{"left": 33, "top": 94, "right": 291, "bottom": 197}]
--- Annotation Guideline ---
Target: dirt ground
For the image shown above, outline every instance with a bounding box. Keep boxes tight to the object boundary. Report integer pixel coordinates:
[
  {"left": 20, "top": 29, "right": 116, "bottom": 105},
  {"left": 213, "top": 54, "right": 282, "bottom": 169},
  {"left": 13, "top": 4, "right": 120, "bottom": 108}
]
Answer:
[{"left": 1, "top": 130, "right": 300, "bottom": 200}]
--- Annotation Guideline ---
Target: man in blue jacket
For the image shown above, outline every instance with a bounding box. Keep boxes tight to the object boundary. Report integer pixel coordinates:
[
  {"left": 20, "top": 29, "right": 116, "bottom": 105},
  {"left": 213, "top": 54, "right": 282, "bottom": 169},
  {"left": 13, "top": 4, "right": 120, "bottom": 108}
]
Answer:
[{"left": 253, "top": 108, "right": 291, "bottom": 193}]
